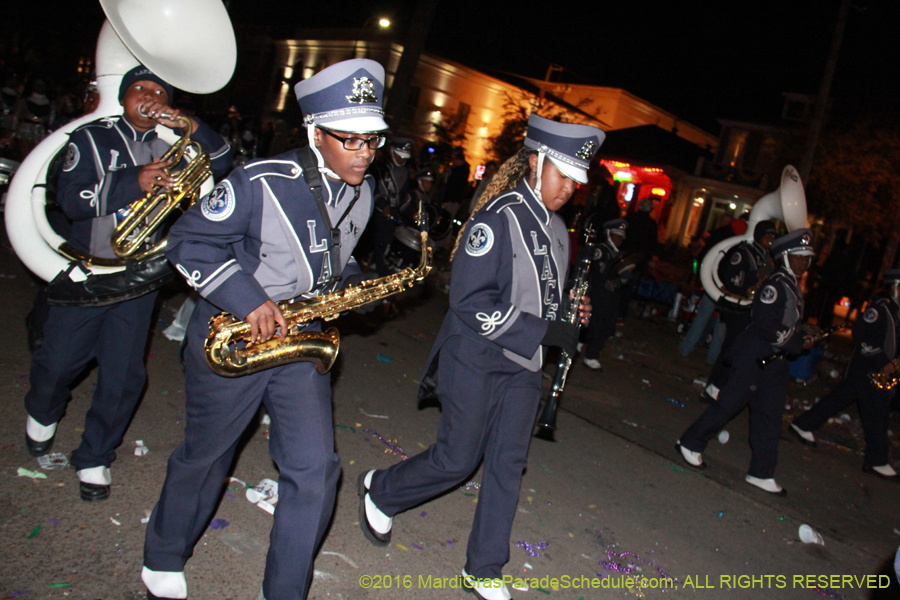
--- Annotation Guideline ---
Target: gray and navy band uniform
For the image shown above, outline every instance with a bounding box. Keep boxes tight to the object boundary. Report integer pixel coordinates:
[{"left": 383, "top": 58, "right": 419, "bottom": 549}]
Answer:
[
  {"left": 58, "top": 114, "right": 231, "bottom": 259},
  {"left": 707, "top": 223, "right": 773, "bottom": 392},
  {"left": 143, "top": 57, "right": 387, "bottom": 600},
  {"left": 680, "top": 259, "right": 808, "bottom": 480},
  {"left": 366, "top": 116, "right": 604, "bottom": 580},
  {"left": 792, "top": 268, "right": 900, "bottom": 468},
  {"left": 24, "top": 109, "right": 232, "bottom": 486}
]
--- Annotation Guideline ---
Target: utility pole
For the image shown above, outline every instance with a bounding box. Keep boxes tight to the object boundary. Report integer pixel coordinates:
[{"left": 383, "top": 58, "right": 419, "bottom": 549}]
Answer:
[
  {"left": 384, "top": 0, "right": 440, "bottom": 131},
  {"left": 799, "top": 0, "right": 851, "bottom": 183}
]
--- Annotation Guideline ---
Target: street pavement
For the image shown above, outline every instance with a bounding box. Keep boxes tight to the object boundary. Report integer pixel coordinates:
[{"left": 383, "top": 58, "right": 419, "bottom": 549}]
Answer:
[{"left": 2, "top": 240, "right": 899, "bottom": 600}]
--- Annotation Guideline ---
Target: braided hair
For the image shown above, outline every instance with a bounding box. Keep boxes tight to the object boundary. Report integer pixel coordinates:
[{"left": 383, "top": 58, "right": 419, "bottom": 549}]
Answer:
[{"left": 450, "top": 147, "right": 536, "bottom": 260}]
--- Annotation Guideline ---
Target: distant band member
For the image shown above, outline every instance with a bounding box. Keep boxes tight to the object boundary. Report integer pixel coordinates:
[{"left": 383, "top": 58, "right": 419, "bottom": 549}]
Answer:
[
  {"left": 582, "top": 218, "right": 627, "bottom": 371},
  {"left": 678, "top": 230, "right": 816, "bottom": 496},
  {"left": 704, "top": 220, "right": 777, "bottom": 399},
  {"left": 791, "top": 269, "right": 900, "bottom": 480}
]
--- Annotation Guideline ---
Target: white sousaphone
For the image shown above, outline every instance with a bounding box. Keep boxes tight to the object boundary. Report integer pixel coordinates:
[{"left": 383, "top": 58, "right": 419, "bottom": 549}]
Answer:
[
  {"left": 4, "top": 0, "right": 236, "bottom": 286},
  {"left": 699, "top": 165, "right": 808, "bottom": 306}
]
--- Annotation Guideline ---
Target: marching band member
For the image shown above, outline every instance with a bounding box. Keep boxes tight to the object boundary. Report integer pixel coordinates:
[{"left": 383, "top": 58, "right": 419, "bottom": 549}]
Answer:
[
  {"left": 581, "top": 217, "right": 627, "bottom": 370},
  {"left": 23, "top": 64, "right": 230, "bottom": 502},
  {"left": 142, "top": 59, "right": 388, "bottom": 600},
  {"left": 358, "top": 114, "right": 597, "bottom": 600},
  {"left": 677, "top": 229, "right": 816, "bottom": 496},
  {"left": 790, "top": 269, "right": 900, "bottom": 480},
  {"left": 704, "top": 220, "right": 777, "bottom": 400}
]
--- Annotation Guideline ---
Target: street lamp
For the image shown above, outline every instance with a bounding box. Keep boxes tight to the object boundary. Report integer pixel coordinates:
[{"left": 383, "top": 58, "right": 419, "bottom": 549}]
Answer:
[{"left": 378, "top": 18, "right": 391, "bottom": 28}]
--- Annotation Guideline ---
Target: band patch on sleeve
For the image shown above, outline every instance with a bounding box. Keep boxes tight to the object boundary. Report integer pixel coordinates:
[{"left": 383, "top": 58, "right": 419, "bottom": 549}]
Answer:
[
  {"left": 730, "top": 251, "right": 742, "bottom": 265},
  {"left": 760, "top": 285, "right": 777, "bottom": 304},
  {"left": 201, "top": 181, "right": 235, "bottom": 222},
  {"left": 465, "top": 223, "right": 494, "bottom": 257},
  {"left": 62, "top": 142, "right": 80, "bottom": 172}
]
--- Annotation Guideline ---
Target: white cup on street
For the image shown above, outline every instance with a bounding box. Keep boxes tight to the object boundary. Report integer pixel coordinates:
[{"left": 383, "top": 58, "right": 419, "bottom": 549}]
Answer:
[{"left": 799, "top": 524, "right": 824, "bottom": 545}]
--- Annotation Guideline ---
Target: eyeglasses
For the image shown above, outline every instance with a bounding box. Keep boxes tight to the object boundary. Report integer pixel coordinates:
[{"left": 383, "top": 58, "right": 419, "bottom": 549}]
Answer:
[{"left": 318, "top": 127, "right": 386, "bottom": 150}]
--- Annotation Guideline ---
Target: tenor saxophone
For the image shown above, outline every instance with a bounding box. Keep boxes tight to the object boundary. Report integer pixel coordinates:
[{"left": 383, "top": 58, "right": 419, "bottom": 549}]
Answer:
[{"left": 204, "top": 226, "right": 433, "bottom": 377}]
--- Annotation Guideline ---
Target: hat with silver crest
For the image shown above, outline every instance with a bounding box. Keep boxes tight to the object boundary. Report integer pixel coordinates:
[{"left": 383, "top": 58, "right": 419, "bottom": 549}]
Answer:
[
  {"left": 771, "top": 228, "right": 815, "bottom": 258},
  {"left": 523, "top": 114, "right": 605, "bottom": 187},
  {"left": 294, "top": 59, "right": 389, "bottom": 133}
]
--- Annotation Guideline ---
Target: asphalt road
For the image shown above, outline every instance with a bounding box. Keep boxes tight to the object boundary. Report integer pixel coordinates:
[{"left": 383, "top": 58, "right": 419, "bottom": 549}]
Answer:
[{"left": 2, "top": 238, "right": 899, "bottom": 600}]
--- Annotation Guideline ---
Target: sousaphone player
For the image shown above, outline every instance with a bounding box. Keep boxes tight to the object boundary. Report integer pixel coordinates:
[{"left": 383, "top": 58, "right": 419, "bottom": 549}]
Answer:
[{"left": 22, "top": 64, "right": 231, "bottom": 501}]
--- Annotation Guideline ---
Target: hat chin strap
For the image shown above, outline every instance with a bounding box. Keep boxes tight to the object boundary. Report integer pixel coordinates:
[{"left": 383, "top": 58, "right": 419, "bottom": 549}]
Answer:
[
  {"left": 307, "top": 126, "right": 341, "bottom": 182},
  {"left": 533, "top": 151, "right": 546, "bottom": 197}
]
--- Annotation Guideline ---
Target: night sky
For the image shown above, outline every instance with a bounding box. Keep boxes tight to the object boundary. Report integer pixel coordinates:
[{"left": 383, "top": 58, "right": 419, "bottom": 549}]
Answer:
[{"left": 5, "top": 0, "right": 898, "bottom": 134}]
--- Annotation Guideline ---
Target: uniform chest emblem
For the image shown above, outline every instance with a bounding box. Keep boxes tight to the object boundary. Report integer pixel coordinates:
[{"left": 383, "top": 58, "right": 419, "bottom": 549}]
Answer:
[
  {"left": 465, "top": 223, "right": 494, "bottom": 257},
  {"left": 347, "top": 77, "right": 378, "bottom": 104},
  {"left": 760, "top": 285, "right": 777, "bottom": 304},
  {"left": 62, "top": 142, "right": 80, "bottom": 172},
  {"left": 864, "top": 307, "right": 879, "bottom": 323},
  {"left": 201, "top": 181, "right": 235, "bottom": 222},
  {"left": 730, "top": 251, "right": 743, "bottom": 265}
]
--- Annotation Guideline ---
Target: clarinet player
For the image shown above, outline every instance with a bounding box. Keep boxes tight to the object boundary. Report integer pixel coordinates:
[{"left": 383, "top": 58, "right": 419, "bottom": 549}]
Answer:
[{"left": 358, "top": 114, "right": 597, "bottom": 600}]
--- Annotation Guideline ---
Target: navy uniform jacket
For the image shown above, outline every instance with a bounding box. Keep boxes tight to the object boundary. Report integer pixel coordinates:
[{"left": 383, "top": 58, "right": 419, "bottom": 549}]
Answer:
[
  {"left": 424, "top": 179, "right": 568, "bottom": 381},
  {"left": 744, "top": 266, "right": 806, "bottom": 358},
  {"left": 166, "top": 150, "right": 374, "bottom": 321},
  {"left": 849, "top": 295, "right": 900, "bottom": 375},
  {"left": 718, "top": 240, "right": 768, "bottom": 303},
  {"left": 58, "top": 115, "right": 231, "bottom": 259}
]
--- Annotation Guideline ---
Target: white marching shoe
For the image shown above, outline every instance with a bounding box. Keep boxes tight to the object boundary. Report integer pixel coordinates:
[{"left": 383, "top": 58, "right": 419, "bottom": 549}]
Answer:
[
  {"left": 790, "top": 423, "right": 817, "bottom": 446},
  {"left": 675, "top": 441, "right": 705, "bottom": 469},
  {"left": 583, "top": 357, "right": 601, "bottom": 370},
  {"left": 462, "top": 569, "right": 512, "bottom": 600},
  {"left": 745, "top": 475, "right": 787, "bottom": 496}
]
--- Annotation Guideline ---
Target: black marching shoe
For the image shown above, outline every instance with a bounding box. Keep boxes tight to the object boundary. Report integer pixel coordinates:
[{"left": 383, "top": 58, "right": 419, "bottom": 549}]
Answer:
[
  {"left": 80, "top": 482, "right": 111, "bottom": 502},
  {"left": 26, "top": 434, "right": 55, "bottom": 457}
]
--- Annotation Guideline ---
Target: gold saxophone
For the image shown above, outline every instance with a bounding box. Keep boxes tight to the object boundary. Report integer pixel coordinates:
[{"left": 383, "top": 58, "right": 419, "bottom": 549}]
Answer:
[
  {"left": 868, "top": 357, "right": 900, "bottom": 390},
  {"left": 204, "top": 229, "right": 433, "bottom": 377},
  {"left": 57, "top": 114, "right": 212, "bottom": 266}
]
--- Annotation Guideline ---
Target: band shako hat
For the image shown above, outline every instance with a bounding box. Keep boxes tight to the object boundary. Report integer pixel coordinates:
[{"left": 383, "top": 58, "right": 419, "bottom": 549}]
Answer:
[
  {"left": 602, "top": 218, "right": 627, "bottom": 237},
  {"left": 390, "top": 137, "right": 414, "bottom": 159},
  {"left": 771, "top": 228, "right": 815, "bottom": 258},
  {"left": 294, "top": 58, "right": 389, "bottom": 133},
  {"left": 523, "top": 114, "right": 605, "bottom": 186},
  {"left": 118, "top": 65, "right": 174, "bottom": 103}
]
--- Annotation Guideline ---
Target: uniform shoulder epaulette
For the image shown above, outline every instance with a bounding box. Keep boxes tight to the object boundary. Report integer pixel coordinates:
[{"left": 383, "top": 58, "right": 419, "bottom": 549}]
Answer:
[
  {"left": 483, "top": 191, "right": 523, "bottom": 214},
  {"left": 243, "top": 158, "right": 303, "bottom": 181}
]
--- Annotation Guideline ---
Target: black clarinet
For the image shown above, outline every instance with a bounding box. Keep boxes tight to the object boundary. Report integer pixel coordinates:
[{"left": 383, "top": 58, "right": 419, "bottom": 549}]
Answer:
[
  {"left": 535, "top": 225, "right": 595, "bottom": 441},
  {"left": 756, "top": 322, "right": 846, "bottom": 368}
]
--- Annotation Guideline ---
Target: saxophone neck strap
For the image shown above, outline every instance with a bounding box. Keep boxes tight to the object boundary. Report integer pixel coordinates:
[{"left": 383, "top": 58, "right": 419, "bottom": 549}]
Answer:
[{"left": 297, "top": 145, "right": 362, "bottom": 283}]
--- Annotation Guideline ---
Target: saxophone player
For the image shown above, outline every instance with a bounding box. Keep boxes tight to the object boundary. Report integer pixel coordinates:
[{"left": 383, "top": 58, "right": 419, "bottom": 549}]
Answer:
[
  {"left": 357, "top": 114, "right": 596, "bottom": 600},
  {"left": 22, "top": 64, "right": 231, "bottom": 501},
  {"left": 142, "top": 59, "right": 388, "bottom": 600},
  {"left": 790, "top": 268, "right": 900, "bottom": 481}
]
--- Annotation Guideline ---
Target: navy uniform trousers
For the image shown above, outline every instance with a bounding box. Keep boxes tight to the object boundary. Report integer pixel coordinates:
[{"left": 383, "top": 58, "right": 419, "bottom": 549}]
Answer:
[
  {"left": 25, "top": 291, "right": 157, "bottom": 471},
  {"left": 792, "top": 363, "right": 891, "bottom": 468},
  {"left": 368, "top": 335, "right": 542, "bottom": 579},
  {"left": 583, "top": 283, "right": 619, "bottom": 360},
  {"left": 680, "top": 333, "right": 788, "bottom": 479},
  {"left": 143, "top": 301, "right": 340, "bottom": 600}
]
